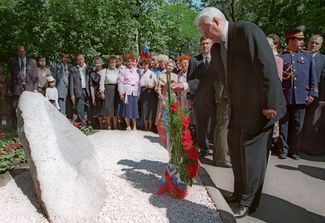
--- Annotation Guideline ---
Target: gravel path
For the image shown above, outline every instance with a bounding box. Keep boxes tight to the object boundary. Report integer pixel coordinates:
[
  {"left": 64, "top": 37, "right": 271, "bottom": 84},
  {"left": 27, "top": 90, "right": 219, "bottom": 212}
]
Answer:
[{"left": 0, "top": 130, "right": 221, "bottom": 223}]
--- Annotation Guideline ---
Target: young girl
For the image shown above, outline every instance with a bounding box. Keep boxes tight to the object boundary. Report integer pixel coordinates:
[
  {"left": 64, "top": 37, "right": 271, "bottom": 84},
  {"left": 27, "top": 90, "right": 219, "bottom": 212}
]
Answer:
[{"left": 45, "top": 76, "right": 60, "bottom": 110}]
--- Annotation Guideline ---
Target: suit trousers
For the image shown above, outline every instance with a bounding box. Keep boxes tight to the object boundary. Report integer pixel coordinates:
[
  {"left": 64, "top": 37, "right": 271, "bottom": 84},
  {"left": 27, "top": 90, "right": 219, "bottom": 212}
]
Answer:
[
  {"left": 279, "top": 104, "right": 306, "bottom": 155},
  {"left": 59, "top": 95, "right": 73, "bottom": 118},
  {"left": 213, "top": 82, "right": 229, "bottom": 164},
  {"left": 213, "top": 97, "right": 229, "bottom": 164},
  {"left": 195, "top": 106, "right": 210, "bottom": 151},
  {"left": 76, "top": 89, "right": 88, "bottom": 124},
  {"left": 228, "top": 111, "right": 273, "bottom": 208},
  {"left": 300, "top": 99, "right": 324, "bottom": 155},
  {"left": 58, "top": 97, "right": 67, "bottom": 115}
]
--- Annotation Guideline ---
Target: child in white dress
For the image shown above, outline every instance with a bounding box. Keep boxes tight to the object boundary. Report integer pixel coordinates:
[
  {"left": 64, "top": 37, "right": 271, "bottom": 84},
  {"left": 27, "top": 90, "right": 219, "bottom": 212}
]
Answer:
[{"left": 45, "top": 76, "right": 60, "bottom": 110}]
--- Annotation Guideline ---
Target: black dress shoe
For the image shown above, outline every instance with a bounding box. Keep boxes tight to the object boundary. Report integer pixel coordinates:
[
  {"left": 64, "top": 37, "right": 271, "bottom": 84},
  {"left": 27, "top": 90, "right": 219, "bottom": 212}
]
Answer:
[
  {"left": 199, "top": 150, "right": 207, "bottom": 159},
  {"left": 225, "top": 194, "right": 239, "bottom": 203},
  {"left": 215, "top": 162, "right": 232, "bottom": 168},
  {"left": 232, "top": 204, "right": 249, "bottom": 218}
]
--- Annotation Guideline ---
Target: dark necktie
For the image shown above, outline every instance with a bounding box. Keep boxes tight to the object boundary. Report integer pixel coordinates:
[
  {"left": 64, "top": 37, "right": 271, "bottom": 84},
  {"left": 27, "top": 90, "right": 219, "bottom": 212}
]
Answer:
[
  {"left": 220, "top": 42, "right": 227, "bottom": 72},
  {"left": 220, "top": 41, "right": 228, "bottom": 86},
  {"left": 20, "top": 59, "right": 24, "bottom": 71},
  {"left": 204, "top": 57, "right": 209, "bottom": 69}
]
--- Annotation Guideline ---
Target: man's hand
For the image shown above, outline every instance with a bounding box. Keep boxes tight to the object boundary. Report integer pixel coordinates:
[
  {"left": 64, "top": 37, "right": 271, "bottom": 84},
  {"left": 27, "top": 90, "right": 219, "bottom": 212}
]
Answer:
[
  {"left": 306, "top": 96, "right": 314, "bottom": 105},
  {"left": 71, "top": 95, "right": 75, "bottom": 104},
  {"left": 262, "top": 109, "right": 277, "bottom": 119},
  {"left": 187, "top": 99, "right": 193, "bottom": 110},
  {"left": 171, "top": 82, "right": 184, "bottom": 92}
]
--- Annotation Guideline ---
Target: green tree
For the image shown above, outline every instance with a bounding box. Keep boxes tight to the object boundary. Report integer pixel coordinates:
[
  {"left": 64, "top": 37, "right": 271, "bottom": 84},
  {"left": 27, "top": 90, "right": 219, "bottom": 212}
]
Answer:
[
  {"left": 203, "top": 0, "right": 325, "bottom": 48},
  {"left": 0, "top": 0, "right": 200, "bottom": 66}
]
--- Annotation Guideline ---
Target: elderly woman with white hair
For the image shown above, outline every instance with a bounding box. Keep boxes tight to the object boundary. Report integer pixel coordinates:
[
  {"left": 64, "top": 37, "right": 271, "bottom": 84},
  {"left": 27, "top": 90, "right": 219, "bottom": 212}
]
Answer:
[{"left": 152, "top": 54, "right": 169, "bottom": 77}]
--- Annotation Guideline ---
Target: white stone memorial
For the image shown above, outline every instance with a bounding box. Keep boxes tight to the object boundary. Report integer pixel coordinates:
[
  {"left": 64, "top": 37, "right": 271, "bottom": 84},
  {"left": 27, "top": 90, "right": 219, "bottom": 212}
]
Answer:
[{"left": 17, "top": 91, "right": 107, "bottom": 223}]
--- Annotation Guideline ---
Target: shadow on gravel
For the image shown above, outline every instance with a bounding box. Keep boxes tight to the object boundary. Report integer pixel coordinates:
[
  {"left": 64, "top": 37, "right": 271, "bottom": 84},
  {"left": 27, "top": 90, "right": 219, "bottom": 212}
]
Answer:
[
  {"left": 118, "top": 159, "right": 223, "bottom": 223},
  {"left": 143, "top": 135, "right": 164, "bottom": 147},
  {"left": 276, "top": 164, "right": 325, "bottom": 181},
  {"left": 10, "top": 169, "right": 45, "bottom": 216}
]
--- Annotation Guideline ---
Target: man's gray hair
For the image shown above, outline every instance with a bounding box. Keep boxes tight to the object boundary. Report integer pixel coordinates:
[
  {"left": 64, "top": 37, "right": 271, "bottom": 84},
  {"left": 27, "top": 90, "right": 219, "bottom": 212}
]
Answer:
[
  {"left": 309, "top": 34, "right": 323, "bottom": 44},
  {"left": 195, "top": 7, "right": 227, "bottom": 27}
]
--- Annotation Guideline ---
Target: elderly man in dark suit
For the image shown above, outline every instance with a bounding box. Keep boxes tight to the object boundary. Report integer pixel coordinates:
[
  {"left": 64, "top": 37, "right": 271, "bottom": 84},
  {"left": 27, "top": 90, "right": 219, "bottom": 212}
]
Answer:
[
  {"left": 70, "top": 54, "right": 91, "bottom": 124},
  {"left": 51, "top": 51, "right": 73, "bottom": 117},
  {"left": 301, "top": 34, "right": 325, "bottom": 155},
  {"left": 7, "top": 45, "right": 38, "bottom": 125},
  {"left": 172, "top": 7, "right": 286, "bottom": 218}
]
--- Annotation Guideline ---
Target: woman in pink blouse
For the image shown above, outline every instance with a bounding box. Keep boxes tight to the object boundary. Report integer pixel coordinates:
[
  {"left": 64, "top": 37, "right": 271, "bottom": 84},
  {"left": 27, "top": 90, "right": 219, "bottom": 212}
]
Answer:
[
  {"left": 267, "top": 37, "right": 283, "bottom": 81},
  {"left": 117, "top": 53, "right": 141, "bottom": 130}
]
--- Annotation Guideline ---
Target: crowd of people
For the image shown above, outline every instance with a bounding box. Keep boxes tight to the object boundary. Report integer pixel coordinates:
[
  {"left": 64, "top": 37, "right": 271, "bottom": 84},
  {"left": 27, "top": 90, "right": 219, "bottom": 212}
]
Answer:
[
  {"left": 0, "top": 46, "right": 195, "bottom": 133},
  {"left": 0, "top": 24, "right": 323, "bottom": 162},
  {"left": 0, "top": 6, "right": 324, "bottom": 218}
]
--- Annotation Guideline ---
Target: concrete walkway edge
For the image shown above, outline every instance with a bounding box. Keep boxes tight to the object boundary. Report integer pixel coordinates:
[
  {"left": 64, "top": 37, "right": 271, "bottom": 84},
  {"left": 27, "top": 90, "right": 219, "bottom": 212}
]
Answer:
[{"left": 199, "top": 167, "right": 236, "bottom": 223}]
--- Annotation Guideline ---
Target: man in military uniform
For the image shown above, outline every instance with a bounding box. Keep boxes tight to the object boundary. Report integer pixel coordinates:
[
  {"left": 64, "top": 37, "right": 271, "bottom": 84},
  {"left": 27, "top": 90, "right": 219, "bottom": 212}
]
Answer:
[{"left": 279, "top": 26, "right": 318, "bottom": 160}]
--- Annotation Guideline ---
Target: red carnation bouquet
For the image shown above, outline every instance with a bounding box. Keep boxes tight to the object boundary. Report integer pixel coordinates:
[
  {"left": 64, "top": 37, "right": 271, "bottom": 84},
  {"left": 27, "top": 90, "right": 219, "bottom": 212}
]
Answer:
[{"left": 157, "top": 73, "right": 200, "bottom": 198}]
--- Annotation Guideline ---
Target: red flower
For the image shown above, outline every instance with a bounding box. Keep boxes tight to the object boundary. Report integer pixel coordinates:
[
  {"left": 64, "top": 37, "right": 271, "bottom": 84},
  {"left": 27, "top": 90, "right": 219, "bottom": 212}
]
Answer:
[
  {"left": 74, "top": 122, "right": 81, "bottom": 127},
  {"left": 4, "top": 145, "right": 12, "bottom": 152},
  {"left": 187, "top": 161, "right": 200, "bottom": 179},
  {"left": 170, "top": 101, "right": 179, "bottom": 112},
  {"left": 11, "top": 143, "right": 20, "bottom": 148},
  {"left": 0, "top": 132, "right": 6, "bottom": 137},
  {"left": 0, "top": 151, "right": 3, "bottom": 156},
  {"left": 182, "top": 128, "right": 192, "bottom": 142},
  {"left": 186, "top": 147, "right": 199, "bottom": 160},
  {"left": 181, "top": 139, "right": 192, "bottom": 149},
  {"left": 181, "top": 115, "right": 190, "bottom": 128}
]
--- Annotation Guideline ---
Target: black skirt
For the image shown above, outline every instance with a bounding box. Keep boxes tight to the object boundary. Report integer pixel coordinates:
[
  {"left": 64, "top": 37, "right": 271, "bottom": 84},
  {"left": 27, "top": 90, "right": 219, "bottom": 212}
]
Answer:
[
  {"left": 102, "top": 84, "right": 118, "bottom": 116},
  {"left": 141, "top": 88, "right": 158, "bottom": 121}
]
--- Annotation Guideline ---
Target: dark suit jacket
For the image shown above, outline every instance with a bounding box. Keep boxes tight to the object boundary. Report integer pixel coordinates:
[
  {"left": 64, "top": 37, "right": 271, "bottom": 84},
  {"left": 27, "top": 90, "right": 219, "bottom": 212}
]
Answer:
[
  {"left": 7, "top": 57, "right": 38, "bottom": 96},
  {"left": 206, "top": 21, "right": 286, "bottom": 134},
  {"left": 314, "top": 52, "right": 325, "bottom": 101},
  {"left": 187, "top": 54, "right": 216, "bottom": 113},
  {"left": 69, "top": 65, "right": 91, "bottom": 98}
]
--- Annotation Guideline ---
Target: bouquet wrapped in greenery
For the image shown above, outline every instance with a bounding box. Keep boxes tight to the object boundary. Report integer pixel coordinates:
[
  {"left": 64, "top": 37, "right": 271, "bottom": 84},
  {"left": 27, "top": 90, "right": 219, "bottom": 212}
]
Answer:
[{"left": 157, "top": 73, "right": 200, "bottom": 198}]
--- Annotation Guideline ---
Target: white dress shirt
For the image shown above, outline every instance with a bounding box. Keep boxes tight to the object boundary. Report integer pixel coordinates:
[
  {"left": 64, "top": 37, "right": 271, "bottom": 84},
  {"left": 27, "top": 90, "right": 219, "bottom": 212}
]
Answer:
[{"left": 78, "top": 64, "right": 87, "bottom": 89}]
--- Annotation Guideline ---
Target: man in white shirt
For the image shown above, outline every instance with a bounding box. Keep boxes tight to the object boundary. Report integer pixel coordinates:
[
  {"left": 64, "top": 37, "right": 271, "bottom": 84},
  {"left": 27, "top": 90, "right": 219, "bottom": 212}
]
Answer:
[{"left": 69, "top": 54, "right": 91, "bottom": 124}]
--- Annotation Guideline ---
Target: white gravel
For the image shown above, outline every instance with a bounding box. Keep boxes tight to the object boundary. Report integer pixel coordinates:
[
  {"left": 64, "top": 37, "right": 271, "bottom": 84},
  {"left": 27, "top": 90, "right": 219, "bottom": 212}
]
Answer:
[{"left": 0, "top": 130, "right": 221, "bottom": 223}]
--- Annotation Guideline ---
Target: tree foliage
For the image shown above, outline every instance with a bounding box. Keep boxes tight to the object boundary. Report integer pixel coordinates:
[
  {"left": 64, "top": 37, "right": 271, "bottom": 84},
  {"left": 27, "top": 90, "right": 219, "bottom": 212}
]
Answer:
[
  {"left": 203, "top": 0, "right": 325, "bottom": 49},
  {"left": 0, "top": 0, "right": 200, "bottom": 65}
]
